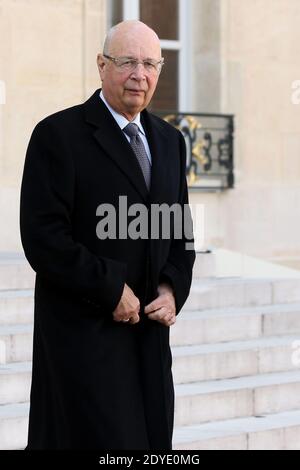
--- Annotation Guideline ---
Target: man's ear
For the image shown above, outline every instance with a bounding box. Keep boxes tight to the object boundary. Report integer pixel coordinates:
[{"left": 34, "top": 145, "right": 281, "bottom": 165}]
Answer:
[{"left": 97, "top": 54, "right": 106, "bottom": 77}]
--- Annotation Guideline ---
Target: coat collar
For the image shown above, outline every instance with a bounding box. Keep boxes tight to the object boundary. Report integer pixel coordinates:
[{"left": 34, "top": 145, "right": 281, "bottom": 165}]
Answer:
[{"left": 83, "top": 89, "right": 170, "bottom": 205}]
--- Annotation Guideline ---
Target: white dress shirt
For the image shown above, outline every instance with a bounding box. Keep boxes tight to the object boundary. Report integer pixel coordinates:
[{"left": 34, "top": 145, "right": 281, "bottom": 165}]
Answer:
[{"left": 100, "top": 90, "right": 152, "bottom": 165}]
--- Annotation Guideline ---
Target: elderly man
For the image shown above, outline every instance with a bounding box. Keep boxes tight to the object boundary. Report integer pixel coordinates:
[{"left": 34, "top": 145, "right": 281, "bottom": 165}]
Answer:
[{"left": 20, "top": 20, "right": 195, "bottom": 450}]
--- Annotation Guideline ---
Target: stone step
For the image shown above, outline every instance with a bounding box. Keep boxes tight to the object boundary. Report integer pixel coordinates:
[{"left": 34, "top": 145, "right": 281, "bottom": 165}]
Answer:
[
  {"left": 0, "top": 325, "right": 33, "bottom": 363},
  {"left": 0, "top": 362, "right": 31, "bottom": 405},
  {"left": 174, "top": 370, "right": 300, "bottom": 427},
  {"left": 172, "top": 302, "right": 300, "bottom": 346},
  {"left": 192, "top": 251, "right": 215, "bottom": 278},
  {"left": 193, "top": 248, "right": 300, "bottom": 281},
  {"left": 1, "top": 335, "right": 296, "bottom": 407},
  {"left": 0, "top": 290, "right": 34, "bottom": 325},
  {"left": 172, "top": 335, "right": 300, "bottom": 384},
  {"left": 2, "top": 404, "right": 300, "bottom": 450},
  {"left": 0, "top": 402, "right": 29, "bottom": 450},
  {"left": 173, "top": 409, "right": 300, "bottom": 450},
  {"left": 0, "top": 334, "right": 297, "bottom": 404},
  {"left": 0, "top": 254, "right": 35, "bottom": 290},
  {"left": 186, "top": 278, "right": 300, "bottom": 311},
  {"left": 1, "top": 301, "right": 299, "bottom": 363}
]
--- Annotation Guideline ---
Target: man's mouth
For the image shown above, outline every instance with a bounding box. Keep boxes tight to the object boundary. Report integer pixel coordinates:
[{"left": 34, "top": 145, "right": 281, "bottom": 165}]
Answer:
[{"left": 126, "top": 89, "right": 145, "bottom": 94}]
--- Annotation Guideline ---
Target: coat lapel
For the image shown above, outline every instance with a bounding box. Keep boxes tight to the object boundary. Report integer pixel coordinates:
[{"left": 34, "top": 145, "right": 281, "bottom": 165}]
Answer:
[
  {"left": 84, "top": 89, "right": 149, "bottom": 204},
  {"left": 84, "top": 89, "right": 172, "bottom": 206}
]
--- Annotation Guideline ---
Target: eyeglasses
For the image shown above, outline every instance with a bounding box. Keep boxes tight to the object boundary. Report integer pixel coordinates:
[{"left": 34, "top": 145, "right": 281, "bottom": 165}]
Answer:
[{"left": 103, "top": 54, "right": 164, "bottom": 74}]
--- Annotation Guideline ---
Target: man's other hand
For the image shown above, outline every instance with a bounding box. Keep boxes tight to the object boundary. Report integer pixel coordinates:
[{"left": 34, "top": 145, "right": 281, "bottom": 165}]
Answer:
[
  {"left": 113, "top": 283, "right": 140, "bottom": 324},
  {"left": 144, "top": 284, "right": 176, "bottom": 327}
]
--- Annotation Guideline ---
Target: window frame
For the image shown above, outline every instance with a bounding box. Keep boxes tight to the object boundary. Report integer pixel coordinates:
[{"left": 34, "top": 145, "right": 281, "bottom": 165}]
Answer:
[{"left": 118, "top": 0, "right": 191, "bottom": 111}]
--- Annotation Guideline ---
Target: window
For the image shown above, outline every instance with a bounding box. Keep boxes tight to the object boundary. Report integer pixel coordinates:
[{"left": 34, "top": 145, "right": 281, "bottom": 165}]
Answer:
[
  {"left": 140, "top": 0, "right": 179, "bottom": 40},
  {"left": 107, "top": 0, "right": 123, "bottom": 28},
  {"left": 140, "top": 0, "right": 179, "bottom": 111},
  {"left": 109, "top": 0, "right": 190, "bottom": 112},
  {"left": 149, "top": 49, "right": 178, "bottom": 111}
]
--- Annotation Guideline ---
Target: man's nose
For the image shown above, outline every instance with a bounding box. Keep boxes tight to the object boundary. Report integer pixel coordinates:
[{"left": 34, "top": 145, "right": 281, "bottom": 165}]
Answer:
[{"left": 130, "top": 63, "right": 147, "bottom": 81}]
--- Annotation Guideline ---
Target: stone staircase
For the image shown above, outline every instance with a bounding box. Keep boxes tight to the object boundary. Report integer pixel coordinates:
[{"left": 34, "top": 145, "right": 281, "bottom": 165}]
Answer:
[
  {"left": 1, "top": 252, "right": 300, "bottom": 449},
  {"left": 171, "top": 259, "right": 300, "bottom": 450},
  {"left": 0, "top": 254, "right": 34, "bottom": 450}
]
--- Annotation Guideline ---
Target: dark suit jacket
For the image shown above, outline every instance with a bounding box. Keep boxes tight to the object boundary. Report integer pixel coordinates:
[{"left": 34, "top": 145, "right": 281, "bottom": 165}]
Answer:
[{"left": 20, "top": 89, "right": 195, "bottom": 450}]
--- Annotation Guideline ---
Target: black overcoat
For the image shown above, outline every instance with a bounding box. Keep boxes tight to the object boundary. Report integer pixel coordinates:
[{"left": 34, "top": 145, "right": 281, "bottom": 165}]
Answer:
[{"left": 20, "top": 89, "right": 195, "bottom": 450}]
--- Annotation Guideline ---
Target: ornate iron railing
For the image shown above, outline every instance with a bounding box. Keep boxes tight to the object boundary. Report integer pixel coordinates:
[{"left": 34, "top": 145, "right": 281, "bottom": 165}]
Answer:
[{"left": 155, "top": 111, "right": 234, "bottom": 191}]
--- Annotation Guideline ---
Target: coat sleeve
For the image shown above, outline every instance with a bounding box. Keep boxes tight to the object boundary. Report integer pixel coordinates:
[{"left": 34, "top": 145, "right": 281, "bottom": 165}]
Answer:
[
  {"left": 20, "top": 119, "right": 126, "bottom": 313},
  {"left": 159, "top": 131, "right": 196, "bottom": 315}
]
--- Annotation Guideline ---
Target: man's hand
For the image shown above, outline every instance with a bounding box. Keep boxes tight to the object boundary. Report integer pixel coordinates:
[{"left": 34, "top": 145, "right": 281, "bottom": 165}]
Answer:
[
  {"left": 144, "top": 283, "right": 176, "bottom": 327},
  {"left": 113, "top": 283, "right": 140, "bottom": 324}
]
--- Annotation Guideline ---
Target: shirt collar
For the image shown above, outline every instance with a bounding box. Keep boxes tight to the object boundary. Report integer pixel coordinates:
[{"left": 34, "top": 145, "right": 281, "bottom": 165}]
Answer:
[{"left": 100, "top": 90, "right": 146, "bottom": 136}]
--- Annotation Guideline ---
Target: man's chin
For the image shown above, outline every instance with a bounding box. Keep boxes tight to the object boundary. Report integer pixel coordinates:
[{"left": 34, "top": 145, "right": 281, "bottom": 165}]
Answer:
[{"left": 124, "top": 97, "right": 146, "bottom": 112}]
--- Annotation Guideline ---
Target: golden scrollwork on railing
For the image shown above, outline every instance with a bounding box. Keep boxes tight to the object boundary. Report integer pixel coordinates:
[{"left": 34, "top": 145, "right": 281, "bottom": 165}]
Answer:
[
  {"left": 159, "top": 111, "right": 234, "bottom": 191},
  {"left": 163, "top": 114, "right": 209, "bottom": 186}
]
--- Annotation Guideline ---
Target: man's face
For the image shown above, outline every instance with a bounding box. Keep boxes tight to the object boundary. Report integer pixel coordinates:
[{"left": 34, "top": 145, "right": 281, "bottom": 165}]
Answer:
[{"left": 97, "top": 28, "right": 162, "bottom": 119}]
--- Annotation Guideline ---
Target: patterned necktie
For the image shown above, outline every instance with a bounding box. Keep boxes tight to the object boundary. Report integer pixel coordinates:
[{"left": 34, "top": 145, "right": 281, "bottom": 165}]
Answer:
[{"left": 123, "top": 123, "right": 151, "bottom": 191}]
